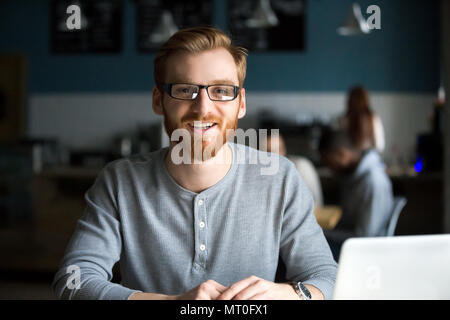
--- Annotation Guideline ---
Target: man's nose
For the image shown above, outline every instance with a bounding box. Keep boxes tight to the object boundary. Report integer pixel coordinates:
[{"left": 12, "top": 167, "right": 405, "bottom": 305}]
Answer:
[{"left": 191, "top": 87, "right": 213, "bottom": 116}]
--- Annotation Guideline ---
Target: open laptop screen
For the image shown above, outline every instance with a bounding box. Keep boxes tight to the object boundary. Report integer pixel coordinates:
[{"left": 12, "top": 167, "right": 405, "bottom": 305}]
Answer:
[{"left": 333, "top": 234, "right": 450, "bottom": 299}]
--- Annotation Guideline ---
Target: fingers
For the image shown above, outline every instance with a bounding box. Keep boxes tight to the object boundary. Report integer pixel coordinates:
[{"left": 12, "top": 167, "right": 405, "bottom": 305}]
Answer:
[
  {"left": 197, "top": 280, "right": 228, "bottom": 300},
  {"left": 178, "top": 279, "right": 227, "bottom": 300},
  {"left": 211, "top": 280, "right": 228, "bottom": 293},
  {"left": 183, "top": 277, "right": 295, "bottom": 300},
  {"left": 231, "top": 280, "right": 268, "bottom": 300},
  {"left": 217, "top": 275, "right": 261, "bottom": 300},
  {"left": 248, "top": 293, "right": 268, "bottom": 300},
  {"left": 207, "top": 279, "right": 228, "bottom": 299}
]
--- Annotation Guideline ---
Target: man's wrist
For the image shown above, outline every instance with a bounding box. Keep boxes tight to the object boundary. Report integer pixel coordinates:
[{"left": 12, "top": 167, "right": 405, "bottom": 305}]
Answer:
[
  {"left": 128, "top": 292, "right": 176, "bottom": 300},
  {"left": 291, "top": 281, "right": 310, "bottom": 300},
  {"left": 279, "top": 283, "right": 302, "bottom": 300}
]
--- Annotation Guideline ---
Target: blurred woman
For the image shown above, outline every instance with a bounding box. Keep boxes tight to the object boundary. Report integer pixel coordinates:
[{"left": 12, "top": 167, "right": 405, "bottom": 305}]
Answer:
[{"left": 340, "top": 86, "right": 385, "bottom": 153}]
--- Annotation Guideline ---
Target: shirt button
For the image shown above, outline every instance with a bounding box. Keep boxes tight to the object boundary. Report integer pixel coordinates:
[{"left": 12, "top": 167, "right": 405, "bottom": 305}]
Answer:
[
  {"left": 198, "top": 199, "right": 204, "bottom": 206},
  {"left": 199, "top": 221, "right": 205, "bottom": 228},
  {"left": 200, "top": 244, "right": 206, "bottom": 251}
]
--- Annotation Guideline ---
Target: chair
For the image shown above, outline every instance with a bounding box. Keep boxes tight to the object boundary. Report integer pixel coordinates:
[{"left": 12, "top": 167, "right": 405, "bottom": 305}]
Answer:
[{"left": 385, "top": 196, "right": 407, "bottom": 236}]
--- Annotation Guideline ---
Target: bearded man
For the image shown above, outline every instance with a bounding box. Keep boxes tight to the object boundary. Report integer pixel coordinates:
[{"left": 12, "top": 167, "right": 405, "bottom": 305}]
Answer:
[{"left": 52, "top": 27, "right": 337, "bottom": 301}]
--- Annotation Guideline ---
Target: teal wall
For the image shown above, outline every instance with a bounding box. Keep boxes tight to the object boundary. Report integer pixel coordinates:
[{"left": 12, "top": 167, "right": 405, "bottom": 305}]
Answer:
[{"left": 0, "top": 0, "right": 440, "bottom": 93}]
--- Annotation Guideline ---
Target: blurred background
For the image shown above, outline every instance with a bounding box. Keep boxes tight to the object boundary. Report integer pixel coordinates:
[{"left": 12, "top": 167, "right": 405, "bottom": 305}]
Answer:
[{"left": 0, "top": 0, "right": 449, "bottom": 299}]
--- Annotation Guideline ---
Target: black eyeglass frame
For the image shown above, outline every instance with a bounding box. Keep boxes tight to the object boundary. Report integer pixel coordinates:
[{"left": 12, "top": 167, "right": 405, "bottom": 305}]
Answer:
[{"left": 162, "top": 83, "right": 241, "bottom": 101}]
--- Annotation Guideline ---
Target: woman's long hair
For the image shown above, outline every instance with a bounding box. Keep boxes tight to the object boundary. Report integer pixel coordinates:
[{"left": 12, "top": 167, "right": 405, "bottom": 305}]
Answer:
[{"left": 346, "top": 86, "right": 375, "bottom": 150}]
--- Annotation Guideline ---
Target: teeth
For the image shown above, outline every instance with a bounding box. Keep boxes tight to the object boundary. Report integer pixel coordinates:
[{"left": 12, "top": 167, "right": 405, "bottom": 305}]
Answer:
[{"left": 191, "top": 122, "right": 215, "bottom": 128}]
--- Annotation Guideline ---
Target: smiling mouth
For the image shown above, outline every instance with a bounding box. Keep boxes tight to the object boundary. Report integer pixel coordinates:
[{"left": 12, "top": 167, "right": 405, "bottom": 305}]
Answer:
[{"left": 187, "top": 122, "right": 218, "bottom": 134}]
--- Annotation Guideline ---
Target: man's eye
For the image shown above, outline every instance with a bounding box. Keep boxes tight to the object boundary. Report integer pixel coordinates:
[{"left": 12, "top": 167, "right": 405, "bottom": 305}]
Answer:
[
  {"left": 214, "top": 87, "right": 231, "bottom": 95},
  {"left": 176, "top": 87, "right": 193, "bottom": 94}
]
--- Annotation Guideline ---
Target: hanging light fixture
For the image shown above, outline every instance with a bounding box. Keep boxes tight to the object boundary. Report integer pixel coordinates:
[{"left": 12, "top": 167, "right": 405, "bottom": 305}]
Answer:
[
  {"left": 246, "top": 0, "right": 279, "bottom": 28},
  {"left": 337, "top": 3, "right": 370, "bottom": 36},
  {"left": 149, "top": 10, "right": 178, "bottom": 44}
]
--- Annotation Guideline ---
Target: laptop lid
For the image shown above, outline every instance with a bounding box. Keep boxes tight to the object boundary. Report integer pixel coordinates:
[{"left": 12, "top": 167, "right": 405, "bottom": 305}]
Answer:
[{"left": 333, "top": 234, "right": 450, "bottom": 299}]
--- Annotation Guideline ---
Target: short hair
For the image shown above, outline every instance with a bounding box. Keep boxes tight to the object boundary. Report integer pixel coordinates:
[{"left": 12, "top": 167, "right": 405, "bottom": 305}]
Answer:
[
  {"left": 154, "top": 26, "right": 248, "bottom": 89},
  {"left": 318, "top": 129, "right": 355, "bottom": 154}
]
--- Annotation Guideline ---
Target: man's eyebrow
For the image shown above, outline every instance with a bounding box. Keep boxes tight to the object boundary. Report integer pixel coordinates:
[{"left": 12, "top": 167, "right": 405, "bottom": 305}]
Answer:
[{"left": 208, "top": 79, "right": 237, "bottom": 85}]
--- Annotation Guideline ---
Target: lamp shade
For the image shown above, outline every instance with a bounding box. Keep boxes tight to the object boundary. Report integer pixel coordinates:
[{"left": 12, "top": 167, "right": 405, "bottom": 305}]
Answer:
[
  {"left": 150, "top": 10, "right": 178, "bottom": 44},
  {"left": 246, "top": 0, "right": 279, "bottom": 28}
]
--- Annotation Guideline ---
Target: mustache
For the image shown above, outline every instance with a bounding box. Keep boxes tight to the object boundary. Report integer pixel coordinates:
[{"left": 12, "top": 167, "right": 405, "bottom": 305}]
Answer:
[{"left": 181, "top": 116, "right": 222, "bottom": 124}]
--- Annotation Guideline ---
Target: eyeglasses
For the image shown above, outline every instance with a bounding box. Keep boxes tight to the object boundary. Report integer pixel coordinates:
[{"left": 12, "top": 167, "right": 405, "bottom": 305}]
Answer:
[{"left": 162, "top": 83, "right": 240, "bottom": 102}]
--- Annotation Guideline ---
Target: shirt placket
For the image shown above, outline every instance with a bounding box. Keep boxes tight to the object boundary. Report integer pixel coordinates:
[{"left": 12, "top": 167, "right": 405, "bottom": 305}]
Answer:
[{"left": 193, "top": 195, "right": 208, "bottom": 270}]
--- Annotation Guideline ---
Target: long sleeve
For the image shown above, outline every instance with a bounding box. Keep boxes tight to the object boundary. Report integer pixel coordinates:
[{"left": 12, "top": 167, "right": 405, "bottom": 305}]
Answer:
[
  {"left": 279, "top": 163, "right": 338, "bottom": 299},
  {"left": 52, "top": 165, "right": 141, "bottom": 300}
]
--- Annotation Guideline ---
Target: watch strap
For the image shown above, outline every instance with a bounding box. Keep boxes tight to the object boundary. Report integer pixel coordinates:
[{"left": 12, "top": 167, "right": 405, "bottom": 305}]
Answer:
[{"left": 291, "top": 281, "right": 312, "bottom": 300}]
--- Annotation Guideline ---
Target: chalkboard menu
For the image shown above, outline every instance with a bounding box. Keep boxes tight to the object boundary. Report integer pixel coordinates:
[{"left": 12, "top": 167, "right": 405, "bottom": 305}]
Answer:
[
  {"left": 137, "top": 0, "right": 212, "bottom": 52},
  {"left": 51, "top": 0, "right": 123, "bottom": 54},
  {"left": 228, "top": 0, "right": 306, "bottom": 52}
]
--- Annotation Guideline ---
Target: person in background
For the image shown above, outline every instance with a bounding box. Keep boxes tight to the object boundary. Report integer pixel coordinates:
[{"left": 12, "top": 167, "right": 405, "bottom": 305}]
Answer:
[
  {"left": 338, "top": 86, "right": 385, "bottom": 154},
  {"left": 319, "top": 129, "right": 393, "bottom": 260},
  {"left": 263, "top": 131, "right": 324, "bottom": 208}
]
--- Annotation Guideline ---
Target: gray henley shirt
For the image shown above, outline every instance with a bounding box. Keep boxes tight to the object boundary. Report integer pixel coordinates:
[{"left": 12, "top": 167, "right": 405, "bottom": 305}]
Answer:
[{"left": 52, "top": 143, "right": 337, "bottom": 300}]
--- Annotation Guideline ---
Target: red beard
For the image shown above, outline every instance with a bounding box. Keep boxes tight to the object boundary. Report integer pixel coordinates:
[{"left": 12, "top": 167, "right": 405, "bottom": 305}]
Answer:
[{"left": 162, "top": 106, "right": 239, "bottom": 162}]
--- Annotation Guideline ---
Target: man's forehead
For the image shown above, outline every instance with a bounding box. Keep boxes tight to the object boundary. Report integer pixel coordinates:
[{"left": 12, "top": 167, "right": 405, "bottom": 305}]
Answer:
[
  {"left": 167, "top": 77, "right": 237, "bottom": 85},
  {"left": 164, "top": 48, "right": 239, "bottom": 85}
]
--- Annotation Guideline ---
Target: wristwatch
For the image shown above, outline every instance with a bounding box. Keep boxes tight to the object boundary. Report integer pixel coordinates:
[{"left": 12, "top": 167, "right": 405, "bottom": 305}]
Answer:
[{"left": 291, "top": 281, "right": 312, "bottom": 300}]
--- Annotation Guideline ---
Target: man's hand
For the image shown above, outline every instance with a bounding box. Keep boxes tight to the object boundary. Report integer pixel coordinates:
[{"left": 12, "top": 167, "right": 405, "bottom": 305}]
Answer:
[
  {"left": 216, "top": 275, "right": 300, "bottom": 300},
  {"left": 128, "top": 277, "right": 324, "bottom": 300},
  {"left": 175, "top": 279, "right": 228, "bottom": 300},
  {"left": 128, "top": 280, "right": 227, "bottom": 300}
]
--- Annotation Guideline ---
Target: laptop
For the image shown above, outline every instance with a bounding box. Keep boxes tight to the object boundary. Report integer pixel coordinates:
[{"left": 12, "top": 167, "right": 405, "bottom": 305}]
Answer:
[{"left": 332, "top": 234, "right": 450, "bottom": 299}]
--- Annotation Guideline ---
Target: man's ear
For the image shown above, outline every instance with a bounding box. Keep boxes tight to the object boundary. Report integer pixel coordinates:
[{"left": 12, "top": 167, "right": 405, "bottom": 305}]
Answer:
[
  {"left": 237, "top": 88, "right": 246, "bottom": 119},
  {"left": 152, "top": 86, "right": 164, "bottom": 115}
]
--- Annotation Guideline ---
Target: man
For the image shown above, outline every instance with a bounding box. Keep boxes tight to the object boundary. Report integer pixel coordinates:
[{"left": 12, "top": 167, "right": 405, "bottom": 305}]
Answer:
[
  {"left": 52, "top": 27, "right": 337, "bottom": 300},
  {"left": 319, "top": 129, "right": 394, "bottom": 258}
]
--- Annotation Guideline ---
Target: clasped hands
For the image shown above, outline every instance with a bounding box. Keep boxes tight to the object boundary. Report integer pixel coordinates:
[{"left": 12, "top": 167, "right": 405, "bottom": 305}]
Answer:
[{"left": 174, "top": 275, "right": 300, "bottom": 300}]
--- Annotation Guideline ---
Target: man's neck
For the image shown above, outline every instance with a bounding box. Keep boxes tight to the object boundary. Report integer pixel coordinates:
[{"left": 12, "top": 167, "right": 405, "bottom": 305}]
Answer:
[{"left": 164, "top": 143, "right": 233, "bottom": 193}]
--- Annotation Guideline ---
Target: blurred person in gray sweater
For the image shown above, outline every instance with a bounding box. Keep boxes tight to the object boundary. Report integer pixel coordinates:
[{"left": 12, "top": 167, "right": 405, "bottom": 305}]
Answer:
[{"left": 319, "top": 129, "right": 393, "bottom": 260}]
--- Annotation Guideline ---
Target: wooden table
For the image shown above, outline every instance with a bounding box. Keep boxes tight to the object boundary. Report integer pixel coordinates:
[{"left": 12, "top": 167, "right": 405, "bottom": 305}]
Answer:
[{"left": 314, "top": 206, "right": 342, "bottom": 230}]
